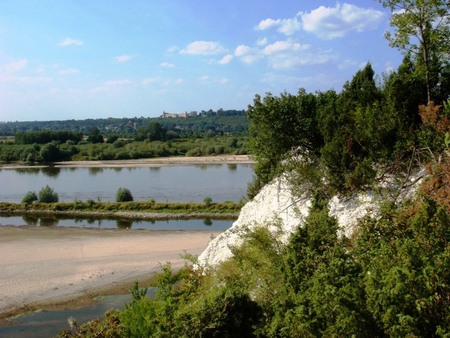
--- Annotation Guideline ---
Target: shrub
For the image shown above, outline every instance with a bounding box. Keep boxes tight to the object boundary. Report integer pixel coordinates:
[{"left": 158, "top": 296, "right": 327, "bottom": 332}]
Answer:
[
  {"left": 38, "top": 185, "right": 59, "bottom": 203},
  {"left": 22, "top": 191, "right": 38, "bottom": 204},
  {"left": 203, "top": 196, "right": 212, "bottom": 207},
  {"left": 116, "top": 187, "right": 134, "bottom": 202}
]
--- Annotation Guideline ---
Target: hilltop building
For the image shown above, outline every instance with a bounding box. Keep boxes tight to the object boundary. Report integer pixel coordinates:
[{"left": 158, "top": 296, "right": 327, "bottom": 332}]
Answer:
[{"left": 161, "top": 111, "right": 198, "bottom": 118}]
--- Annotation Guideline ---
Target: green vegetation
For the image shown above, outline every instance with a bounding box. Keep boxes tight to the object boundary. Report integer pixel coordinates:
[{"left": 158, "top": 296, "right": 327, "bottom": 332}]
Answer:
[
  {"left": 1, "top": 200, "right": 242, "bottom": 214},
  {"left": 21, "top": 191, "right": 37, "bottom": 204},
  {"left": 37, "top": 185, "right": 59, "bottom": 203},
  {"left": 116, "top": 187, "right": 134, "bottom": 202},
  {"left": 203, "top": 196, "right": 212, "bottom": 207}
]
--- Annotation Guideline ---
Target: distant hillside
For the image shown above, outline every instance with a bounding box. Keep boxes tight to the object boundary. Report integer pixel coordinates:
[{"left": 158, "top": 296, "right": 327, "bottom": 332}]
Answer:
[{"left": 0, "top": 109, "right": 248, "bottom": 137}]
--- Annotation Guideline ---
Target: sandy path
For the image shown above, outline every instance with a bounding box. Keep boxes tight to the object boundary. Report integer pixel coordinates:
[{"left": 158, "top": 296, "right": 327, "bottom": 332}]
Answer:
[{"left": 0, "top": 226, "right": 220, "bottom": 318}]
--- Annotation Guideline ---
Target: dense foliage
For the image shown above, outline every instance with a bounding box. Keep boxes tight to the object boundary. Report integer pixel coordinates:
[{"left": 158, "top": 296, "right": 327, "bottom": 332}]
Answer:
[
  {"left": 59, "top": 194, "right": 450, "bottom": 337},
  {"left": 115, "top": 187, "right": 134, "bottom": 202},
  {"left": 247, "top": 58, "right": 450, "bottom": 197}
]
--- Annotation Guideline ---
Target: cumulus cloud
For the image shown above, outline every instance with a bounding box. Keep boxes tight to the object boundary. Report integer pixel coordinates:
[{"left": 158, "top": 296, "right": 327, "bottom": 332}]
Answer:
[
  {"left": 256, "top": 3, "right": 384, "bottom": 39},
  {"left": 218, "top": 54, "right": 233, "bottom": 65},
  {"left": 300, "top": 3, "right": 385, "bottom": 39},
  {"left": 59, "top": 37, "right": 83, "bottom": 46},
  {"left": 58, "top": 68, "right": 79, "bottom": 75},
  {"left": 256, "top": 17, "right": 301, "bottom": 35},
  {"left": 115, "top": 55, "right": 132, "bottom": 62},
  {"left": 180, "top": 41, "right": 227, "bottom": 55},
  {"left": 256, "top": 18, "right": 281, "bottom": 30},
  {"left": 234, "top": 45, "right": 251, "bottom": 57}
]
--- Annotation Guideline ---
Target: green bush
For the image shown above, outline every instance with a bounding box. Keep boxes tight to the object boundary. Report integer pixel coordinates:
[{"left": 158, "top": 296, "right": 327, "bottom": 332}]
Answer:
[
  {"left": 38, "top": 185, "right": 59, "bottom": 203},
  {"left": 116, "top": 187, "right": 134, "bottom": 202},
  {"left": 22, "top": 191, "right": 38, "bottom": 204},
  {"left": 203, "top": 196, "right": 212, "bottom": 207}
]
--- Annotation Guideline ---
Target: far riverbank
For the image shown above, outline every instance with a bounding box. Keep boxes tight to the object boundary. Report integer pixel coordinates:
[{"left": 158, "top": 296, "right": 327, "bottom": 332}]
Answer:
[{"left": 0, "top": 155, "right": 255, "bottom": 169}]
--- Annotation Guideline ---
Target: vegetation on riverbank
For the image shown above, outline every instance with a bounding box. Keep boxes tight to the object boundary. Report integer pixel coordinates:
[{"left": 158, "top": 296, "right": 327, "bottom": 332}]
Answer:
[
  {"left": 0, "top": 200, "right": 243, "bottom": 215},
  {"left": 0, "top": 112, "right": 249, "bottom": 164}
]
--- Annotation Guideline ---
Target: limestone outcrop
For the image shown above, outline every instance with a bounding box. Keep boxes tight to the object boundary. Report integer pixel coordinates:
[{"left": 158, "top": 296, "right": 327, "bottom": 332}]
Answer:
[{"left": 198, "top": 169, "right": 424, "bottom": 268}]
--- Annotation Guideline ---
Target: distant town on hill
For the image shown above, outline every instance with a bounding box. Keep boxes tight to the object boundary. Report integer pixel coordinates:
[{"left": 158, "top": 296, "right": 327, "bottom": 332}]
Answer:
[{"left": 0, "top": 109, "right": 248, "bottom": 137}]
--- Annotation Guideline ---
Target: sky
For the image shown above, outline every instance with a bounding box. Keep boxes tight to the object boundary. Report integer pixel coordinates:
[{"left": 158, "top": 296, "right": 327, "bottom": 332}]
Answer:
[{"left": 0, "top": 0, "right": 403, "bottom": 122}]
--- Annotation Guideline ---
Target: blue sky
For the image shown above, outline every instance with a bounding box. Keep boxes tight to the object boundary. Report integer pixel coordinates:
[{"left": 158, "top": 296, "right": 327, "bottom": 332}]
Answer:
[{"left": 0, "top": 0, "right": 402, "bottom": 122}]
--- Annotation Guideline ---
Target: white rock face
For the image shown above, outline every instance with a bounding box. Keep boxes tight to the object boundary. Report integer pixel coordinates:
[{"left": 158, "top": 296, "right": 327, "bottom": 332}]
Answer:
[{"left": 198, "top": 169, "right": 424, "bottom": 268}]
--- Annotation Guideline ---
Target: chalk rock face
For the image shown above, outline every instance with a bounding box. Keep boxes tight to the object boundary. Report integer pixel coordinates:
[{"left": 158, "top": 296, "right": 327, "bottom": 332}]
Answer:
[{"left": 198, "top": 170, "right": 424, "bottom": 268}]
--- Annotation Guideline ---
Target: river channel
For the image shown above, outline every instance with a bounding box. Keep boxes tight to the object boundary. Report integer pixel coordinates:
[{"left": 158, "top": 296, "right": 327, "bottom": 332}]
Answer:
[{"left": 0, "top": 163, "right": 254, "bottom": 203}]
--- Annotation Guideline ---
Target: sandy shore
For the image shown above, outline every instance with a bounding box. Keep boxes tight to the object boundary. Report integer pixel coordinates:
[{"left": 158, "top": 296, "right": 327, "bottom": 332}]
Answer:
[
  {"left": 0, "top": 226, "right": 221, "bottom": 321},
  {"left": 0, "top": 155, "right": 255, "bottom": 169}
]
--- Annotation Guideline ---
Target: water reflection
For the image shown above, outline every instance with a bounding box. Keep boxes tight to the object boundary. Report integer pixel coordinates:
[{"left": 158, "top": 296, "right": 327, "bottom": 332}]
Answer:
[
  {"left": 88, "top": 167, "right": 104, "bottom": 175},
  {"left": 22, "top": 214, "right": 39, "bottom": 225},
  {"left": 1, "top": 215, "right": 233, "bottom": 231},
  {"left": 40, "top": 216, "right": 59, "bottom": 226},
  {"left": 41, "top": 166, "right": 61, "bottom": 178},
  {"left": 15, "top": 168, "right": 41, "bottom": 175},
  {"left": 227, "top": 163, "right": 237, "bottom": 171}
]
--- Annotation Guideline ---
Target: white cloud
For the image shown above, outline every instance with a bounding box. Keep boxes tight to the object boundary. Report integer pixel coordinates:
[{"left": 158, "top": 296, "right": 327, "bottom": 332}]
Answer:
[
  {"left": 256, "top": 37, "right": 268, "bottom": 46},
  {"left": 160, "top": 62, "right": 175, "bottom": 68},
  {"left": 262, "top": 41, "right": 293, "bottom": 55},
  {"left": 59, "top": 37, "right": 83, "bottom": 46},
  {"left": 218, "top": 54, "right": 233, "bottom": 65},
  {"left": 234, "top": 45, "right": 250, "bottom": 57},
  {"left": 58, "top": 68, "right": 79, "bottom": 75},
  {"left": 115, "top": 55, "right": 132, "bottom": 62},
  {"left": 2, "top": 59, "right": 28, "bottom": 73},
  {"left": 180, "top": 41, "right": 227, "bottom": 55},
  {"left": 256, "top": 17, "right": 301, "bottom": 36},
  {"left": 300, "top": 3, "right": 385, "bottom": 39},
  {"left": 256, "top": 18, "right": 280, "bottom": 31}
]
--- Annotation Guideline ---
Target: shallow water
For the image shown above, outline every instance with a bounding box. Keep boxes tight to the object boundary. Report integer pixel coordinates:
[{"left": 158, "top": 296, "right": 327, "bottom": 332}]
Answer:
[{"left": 1, "top": 289, "right": 156, "bottom": 338}]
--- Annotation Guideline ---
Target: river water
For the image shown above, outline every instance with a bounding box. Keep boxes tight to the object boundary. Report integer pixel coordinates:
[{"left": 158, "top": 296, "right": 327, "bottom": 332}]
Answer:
[
  {"left": 0, "top": 163, "right": 254, "bottom": 203},
  {"left": 0, "top": 163, "right": 253, "bottom": 336}
]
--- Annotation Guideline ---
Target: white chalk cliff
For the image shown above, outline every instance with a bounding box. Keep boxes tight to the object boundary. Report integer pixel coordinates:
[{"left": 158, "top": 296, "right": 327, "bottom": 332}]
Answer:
[{"left": 198, "top": 169, "right": 424, "bottom": 268}]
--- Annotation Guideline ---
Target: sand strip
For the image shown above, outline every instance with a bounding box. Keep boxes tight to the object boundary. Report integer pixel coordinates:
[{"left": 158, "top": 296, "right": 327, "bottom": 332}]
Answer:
[{"left": 0, "top": 226, "right": 220, "bottom": 320}]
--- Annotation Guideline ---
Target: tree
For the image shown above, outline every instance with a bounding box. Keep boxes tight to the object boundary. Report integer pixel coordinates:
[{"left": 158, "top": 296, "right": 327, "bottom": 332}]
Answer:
[
  {"left": 87, "top": 127, "right": 104, "bottom": 143},
  {"left": 247, "top": 89, "right": 322, "bottom": 191},
  {"left": 22, "top": 191, "right": 38, "bottom": 204},
  {"left": 38, "top": 185, "right": 59, "bottom": 203},
  {"left": 378, "top": 0, "right": 450, "bottom": 103},
  {"left": 135, "top": 122, "right": 167, "bottom": 142},
  {"left": 116, "top": 187, "right": 134, "bottom": 202}
]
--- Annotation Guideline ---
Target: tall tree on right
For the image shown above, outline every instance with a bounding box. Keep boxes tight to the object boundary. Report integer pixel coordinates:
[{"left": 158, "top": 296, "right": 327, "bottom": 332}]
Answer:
[{"left": 378, "top": 0, "right": 450, "bottom": 103}]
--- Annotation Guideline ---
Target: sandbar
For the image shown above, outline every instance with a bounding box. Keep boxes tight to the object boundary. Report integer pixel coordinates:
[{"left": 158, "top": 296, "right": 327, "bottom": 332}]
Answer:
[
  {"left": 0, "top": 155, "right": 255, "bottom": 169},
  {"left": 0, "top": 226, "right": 221, "bottom": 321}
]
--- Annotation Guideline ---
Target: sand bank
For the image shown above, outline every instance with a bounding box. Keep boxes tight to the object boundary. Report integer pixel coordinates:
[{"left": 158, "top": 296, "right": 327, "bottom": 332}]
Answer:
[
  {"left": 0, "top": 226, "right": 220, "bottom": 320},
  {"left": 0, "top": 155, "right": 255, "bottom": 169}
]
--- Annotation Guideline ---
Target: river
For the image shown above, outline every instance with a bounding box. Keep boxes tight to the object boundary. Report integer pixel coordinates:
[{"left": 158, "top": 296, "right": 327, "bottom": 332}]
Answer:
[{"left": 0, "top": 163, "right": 254, "bottom": 203}]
